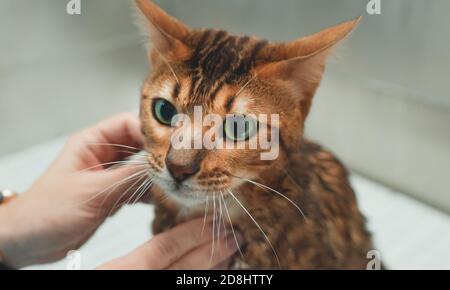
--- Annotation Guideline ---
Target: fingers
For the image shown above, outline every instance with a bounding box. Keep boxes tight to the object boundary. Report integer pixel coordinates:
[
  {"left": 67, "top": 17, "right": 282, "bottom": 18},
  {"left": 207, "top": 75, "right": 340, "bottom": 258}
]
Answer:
[
  {"left": 93, "top": 164, "right": 149, "bottom": 208},
  {"left": 62, "top": 113, "right": 145, "bottom": 171},
  {"left": 98, "top": 219, "right": 221, "bottom": 270},
  {"left": 90, "top": 113, "right": 145, "bottom": 151},
  {"left": 167, "top": 232, "right": 242, "bottom": 270}
]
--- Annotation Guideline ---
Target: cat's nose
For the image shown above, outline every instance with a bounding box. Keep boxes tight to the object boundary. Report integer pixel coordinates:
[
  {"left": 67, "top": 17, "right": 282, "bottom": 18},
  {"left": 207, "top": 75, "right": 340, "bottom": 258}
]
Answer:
[
  {"left": 165, "top": 148, "right": 202, "bottom": 183},
  {"left": 166, "top": 161, "right": 199, "bottom": 183}
]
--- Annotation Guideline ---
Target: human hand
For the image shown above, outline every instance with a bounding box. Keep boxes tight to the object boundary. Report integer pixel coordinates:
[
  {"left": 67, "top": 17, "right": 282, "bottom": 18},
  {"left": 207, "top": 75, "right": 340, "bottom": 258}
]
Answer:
[
  {"left": 0, "top": 113, "right": 149, "bottom": 268},
  {"left": 98, "top": 218, "right": 242, "bottom": 270}
]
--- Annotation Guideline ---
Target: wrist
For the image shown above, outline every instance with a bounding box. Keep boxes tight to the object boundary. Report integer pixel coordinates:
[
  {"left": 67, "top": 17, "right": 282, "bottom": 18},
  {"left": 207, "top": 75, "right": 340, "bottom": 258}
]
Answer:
[
  {"left": 0, "top": 202, "right": 17, "bottom": 267},
  {"left": 0, "top": 195, "right": 32, "bottom": 269}
]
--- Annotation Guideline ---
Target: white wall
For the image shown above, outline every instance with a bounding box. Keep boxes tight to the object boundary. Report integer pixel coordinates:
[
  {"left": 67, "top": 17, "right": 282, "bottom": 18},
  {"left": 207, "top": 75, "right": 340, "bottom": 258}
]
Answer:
[{"left": 0, "top": 0, "right": 148, "bottom": 156}]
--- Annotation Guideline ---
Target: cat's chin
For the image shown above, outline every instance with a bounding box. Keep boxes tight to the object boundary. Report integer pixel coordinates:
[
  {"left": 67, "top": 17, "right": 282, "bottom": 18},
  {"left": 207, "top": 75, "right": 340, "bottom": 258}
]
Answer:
[
  {"left": 149, "top": 172, "right": 233, "bottom": 208},
  {"left": 166, "top": 188, "right": 206, "bottom": 208},
  {"left": 154, "top": 179, "right": 210, "bottom": 208}
]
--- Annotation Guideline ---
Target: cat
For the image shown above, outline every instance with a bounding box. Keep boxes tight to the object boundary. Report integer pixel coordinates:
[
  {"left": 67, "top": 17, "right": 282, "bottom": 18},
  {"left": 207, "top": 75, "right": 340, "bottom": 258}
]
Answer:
[{"left": 134, "top": 0, "right": 374, "bottom": 269}]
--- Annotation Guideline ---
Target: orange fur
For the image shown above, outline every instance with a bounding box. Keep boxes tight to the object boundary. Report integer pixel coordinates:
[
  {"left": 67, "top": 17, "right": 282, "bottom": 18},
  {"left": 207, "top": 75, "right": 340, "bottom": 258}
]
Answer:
[{"left": 135, "top": 0, "right": 373, "bottom": 269}]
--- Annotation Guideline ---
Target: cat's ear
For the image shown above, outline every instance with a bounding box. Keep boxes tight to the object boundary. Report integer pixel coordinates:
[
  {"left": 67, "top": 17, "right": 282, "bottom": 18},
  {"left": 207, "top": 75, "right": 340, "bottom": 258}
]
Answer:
[
  {"left": 256, "top": 17, "right": 361, "bottom": 117},
  {"left": 134, "top": 0, "right": 191, "bottom": 65}
]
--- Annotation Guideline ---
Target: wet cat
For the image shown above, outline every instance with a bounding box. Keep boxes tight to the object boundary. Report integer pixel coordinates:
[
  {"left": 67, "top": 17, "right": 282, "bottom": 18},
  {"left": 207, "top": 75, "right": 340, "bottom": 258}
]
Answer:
[{"left": 135, "top": 0, "right": 373, "bottom": 269}]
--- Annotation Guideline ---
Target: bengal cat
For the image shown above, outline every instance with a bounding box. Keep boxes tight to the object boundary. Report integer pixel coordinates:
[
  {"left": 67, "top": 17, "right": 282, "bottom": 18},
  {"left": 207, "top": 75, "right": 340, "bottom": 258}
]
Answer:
[{"left": 134, "top": 0, "right": 374, "bottom": 269}]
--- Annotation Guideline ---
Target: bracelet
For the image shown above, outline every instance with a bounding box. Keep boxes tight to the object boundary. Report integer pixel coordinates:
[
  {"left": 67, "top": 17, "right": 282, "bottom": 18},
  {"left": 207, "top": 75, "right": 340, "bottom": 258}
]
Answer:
[{"left": 0, "top": 189, "right": 18, "bottom": 205}]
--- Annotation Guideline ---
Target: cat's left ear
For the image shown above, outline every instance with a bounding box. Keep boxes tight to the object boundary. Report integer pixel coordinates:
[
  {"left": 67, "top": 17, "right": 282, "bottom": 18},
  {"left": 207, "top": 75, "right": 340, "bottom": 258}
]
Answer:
[
  {"left": 256, "top": 17, "right": 361, "bottom": 118},
  {"left": 134, "top": 0, "right": 191, "bottom": 65}
]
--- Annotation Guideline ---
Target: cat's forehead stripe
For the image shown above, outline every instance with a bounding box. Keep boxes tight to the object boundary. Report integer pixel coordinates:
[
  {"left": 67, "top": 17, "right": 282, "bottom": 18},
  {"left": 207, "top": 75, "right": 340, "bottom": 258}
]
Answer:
[
  {"left": 173, "top": 83, "right": 180, "bottom": 99},
  {"left": 225, "top": 95, "right": 236, "bottom": 112},
  {"left": 184, "top": 29, "right": 268, "bottom": 106}
]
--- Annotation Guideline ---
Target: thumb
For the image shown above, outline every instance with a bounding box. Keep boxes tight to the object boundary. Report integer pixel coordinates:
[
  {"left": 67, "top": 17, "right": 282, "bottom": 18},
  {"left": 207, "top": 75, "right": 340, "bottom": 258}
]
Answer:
[{"left": 96, "top": 219, "right": 215, "bottom": 270}]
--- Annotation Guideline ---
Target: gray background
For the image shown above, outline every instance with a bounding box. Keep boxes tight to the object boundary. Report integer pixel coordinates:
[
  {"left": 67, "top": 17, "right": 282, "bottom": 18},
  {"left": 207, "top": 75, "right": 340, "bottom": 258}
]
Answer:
[{"left": 1, "top": 0, "right": 449, "bottom": 212}]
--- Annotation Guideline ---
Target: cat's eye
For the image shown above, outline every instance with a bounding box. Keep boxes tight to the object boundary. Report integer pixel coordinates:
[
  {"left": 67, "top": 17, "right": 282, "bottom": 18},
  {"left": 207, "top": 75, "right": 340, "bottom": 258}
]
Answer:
[
  {"left": 153, "top": 98, "right": 178, "bottom": 126},
  {"left": 223, "top": 115, "right": 257, "bottom": 142}
]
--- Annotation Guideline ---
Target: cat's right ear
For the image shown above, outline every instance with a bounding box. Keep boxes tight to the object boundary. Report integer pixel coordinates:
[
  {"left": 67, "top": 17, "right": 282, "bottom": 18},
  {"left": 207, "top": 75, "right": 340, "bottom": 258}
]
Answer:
[
  {"left": 254, "top": 17, "right": 361, "bottom": 119},
  {"left": 134, "top": 0, "right": 191, "bottom": 66}
]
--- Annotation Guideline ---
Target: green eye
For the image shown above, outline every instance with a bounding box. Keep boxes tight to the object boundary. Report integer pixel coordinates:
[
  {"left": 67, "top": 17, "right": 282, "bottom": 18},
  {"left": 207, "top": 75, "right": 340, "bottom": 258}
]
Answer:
[
  {"left": 153, "top": 98, "right": 178, "bottom": 126},
  {"left": 223, "top": 115, "right": 257, "bottom": 142}
]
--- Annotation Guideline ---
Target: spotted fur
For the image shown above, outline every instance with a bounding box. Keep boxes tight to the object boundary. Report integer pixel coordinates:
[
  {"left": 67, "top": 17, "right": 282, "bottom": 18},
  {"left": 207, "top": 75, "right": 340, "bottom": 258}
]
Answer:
[{"left": 135, "top": 0, "right": 373, "bottom": 269}]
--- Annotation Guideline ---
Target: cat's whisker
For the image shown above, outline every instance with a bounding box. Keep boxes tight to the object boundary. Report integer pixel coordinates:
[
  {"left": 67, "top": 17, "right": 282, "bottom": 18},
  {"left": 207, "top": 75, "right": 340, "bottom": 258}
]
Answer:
[
  {"left": 153, "top": 48, "right": 180, "bottom": 84},
  {"left": 235, "top": 74, "right": 258, "bottom": 97},
  {"left": 219, "top": 193, "right": 228, "bottom": 245},
  {"left": 216, "top": 193, "right": 226, "bottom": 253},
  {"left": 114, "top": 149, "right": 149, "bottom": 158},
  {"left": 217, "top": 192, "right": 224, "bottom": 247},
  {"left": 103, "top": 164, "right": 147, "bottom": 173},
  {"left": 201, "top": 194, "right": 209, "bottom": 236},
  {"left": 75, "top": 169, "right": 148, "bottom": 209},
  {"left": 132, "top": 179, "right": 153, "bottom": 205},
  {"left": 220, "top": 191, "right": 243, "bottom": 258},
  {"left": 209, "top": 192, "right": 217, "bottom": 267},
  {"left": 110, "top": 169, "right": 155, "bottom": 212},
  {"left": 279, "top": 167, "right": 303, "bottom": 192},
  {"left": 227, "top": 188, "right": 281, "bottom": 269},
  {"left": 87, "top": 142, "right": 143, "bottom": 152},
  {"left": 231, "top": 174, "right": 306, "bottom": 220},
  {"left": 128, "top": 179, "right": 151, "bottom": 206},
  {"left": 78, "top": 161, "right": 147, "bottom": 173},
  {"left": 106, "top": 174, "right": 148, "bottom": 217},
  {"left": 121, "top": 178, "right": 148, "bottom": 208},
  {"left": 124, "top": 175, "right": 152, "bottom": 206}
]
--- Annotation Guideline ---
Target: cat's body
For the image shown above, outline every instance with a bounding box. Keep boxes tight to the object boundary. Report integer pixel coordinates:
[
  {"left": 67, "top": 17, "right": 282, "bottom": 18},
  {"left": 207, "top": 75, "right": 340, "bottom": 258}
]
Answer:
[
  {"left": 151, "top": 140, "right": 373, "bottom": 269},
  {"left": 135, "top": 0, "right": 374, "bottom": 269}
]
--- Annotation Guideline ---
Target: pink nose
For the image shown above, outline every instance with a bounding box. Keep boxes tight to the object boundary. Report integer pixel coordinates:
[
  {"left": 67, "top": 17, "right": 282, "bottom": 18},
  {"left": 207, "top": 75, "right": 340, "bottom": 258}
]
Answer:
[
  {"left": 165, "top": 147, "right": 202, "bottom": 183},
  {"left": 166, "top": 158, "right": 200, "bottom": 183}
]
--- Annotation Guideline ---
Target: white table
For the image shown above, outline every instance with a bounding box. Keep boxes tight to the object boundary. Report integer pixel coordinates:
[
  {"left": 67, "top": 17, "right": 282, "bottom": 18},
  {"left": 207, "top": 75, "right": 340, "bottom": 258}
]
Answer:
[{"left": 1, "top": 138, "right": 449, "bottom": 269}]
